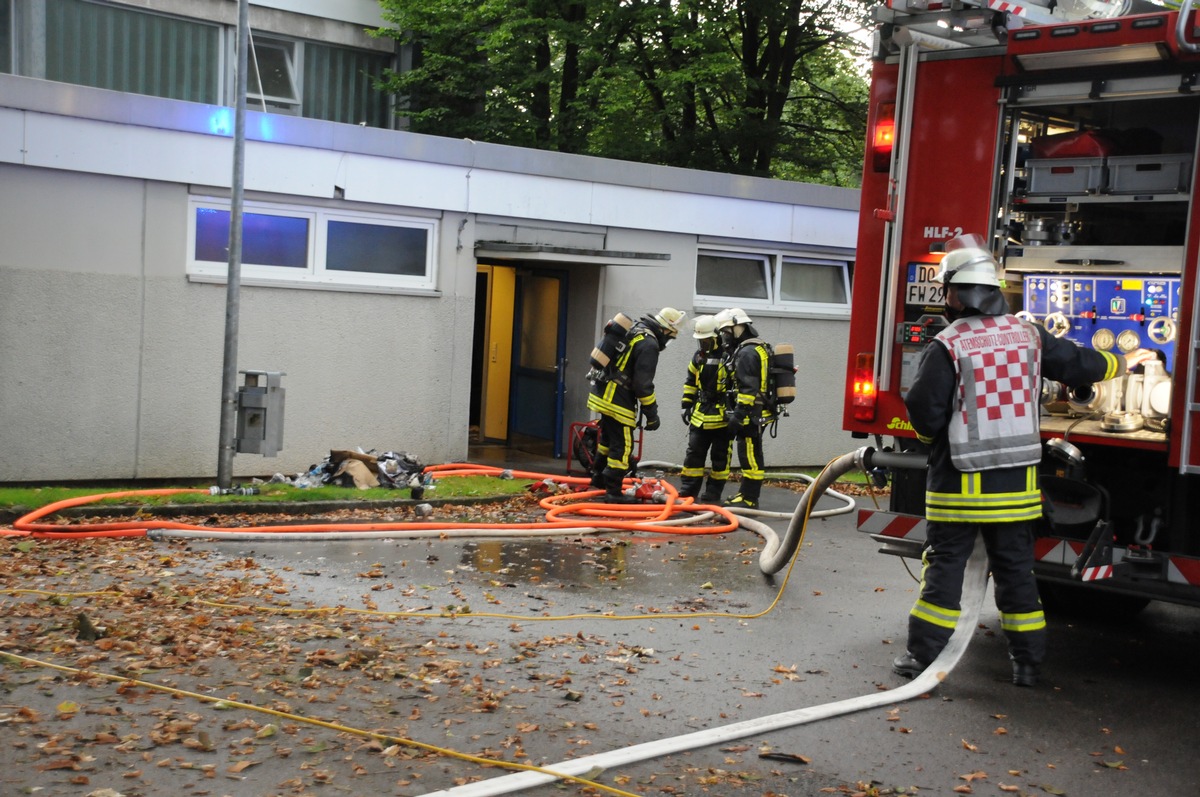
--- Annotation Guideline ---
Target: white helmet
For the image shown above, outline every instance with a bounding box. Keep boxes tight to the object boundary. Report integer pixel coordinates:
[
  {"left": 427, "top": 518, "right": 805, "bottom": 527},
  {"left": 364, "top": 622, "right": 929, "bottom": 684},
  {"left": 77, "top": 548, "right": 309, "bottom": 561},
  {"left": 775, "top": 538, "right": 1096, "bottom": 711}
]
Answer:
[
  {"left": 692, "top": 314, "right": 718, "bottom": 339},
  {"left": 651, "top": 307, "right": 687, "bottom": 338},
  {"left": 715, "top": 307, "right": 752, "bottom": 330},
  {"left": 936, "top": 247, "right": 1001, "bottom": 287}
]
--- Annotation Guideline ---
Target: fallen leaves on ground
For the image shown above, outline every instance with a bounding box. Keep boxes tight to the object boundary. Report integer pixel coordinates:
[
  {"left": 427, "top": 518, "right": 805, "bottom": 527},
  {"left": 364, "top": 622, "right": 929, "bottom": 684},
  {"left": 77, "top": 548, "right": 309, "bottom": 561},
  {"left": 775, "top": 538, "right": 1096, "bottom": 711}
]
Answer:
[{"left": 0, "top": 497, "right": 854, "bottom": 796}]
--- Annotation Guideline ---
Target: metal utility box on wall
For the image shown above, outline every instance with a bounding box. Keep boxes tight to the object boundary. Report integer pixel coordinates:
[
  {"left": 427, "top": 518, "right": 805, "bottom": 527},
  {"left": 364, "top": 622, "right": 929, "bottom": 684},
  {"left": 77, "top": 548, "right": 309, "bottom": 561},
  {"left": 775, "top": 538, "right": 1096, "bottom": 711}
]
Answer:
[{"left": 236, "top": 370, "right": 285, "bottom": 456}]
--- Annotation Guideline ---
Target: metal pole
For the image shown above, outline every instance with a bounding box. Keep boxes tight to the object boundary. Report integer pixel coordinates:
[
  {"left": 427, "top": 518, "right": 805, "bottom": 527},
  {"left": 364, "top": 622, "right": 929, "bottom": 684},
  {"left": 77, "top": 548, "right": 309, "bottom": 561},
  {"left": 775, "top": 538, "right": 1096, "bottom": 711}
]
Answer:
[{"left": 217, "top": 0, "right": 249, "bottom": 488}]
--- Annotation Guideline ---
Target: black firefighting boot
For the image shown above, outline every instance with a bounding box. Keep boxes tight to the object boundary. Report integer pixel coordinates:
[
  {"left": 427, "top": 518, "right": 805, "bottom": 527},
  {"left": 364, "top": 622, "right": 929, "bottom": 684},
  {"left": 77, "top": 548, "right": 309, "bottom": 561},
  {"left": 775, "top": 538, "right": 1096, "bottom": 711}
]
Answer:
[
  {"left": 587, "top": 456, "right": 606, "bottom": 491},
  {"left": 699, "top": 477, "right": 726, "bottom": 505},
  {"left": 677, "top": 475, "right": 703, "bottom": 499},
  {"left": 892, "top": 652, "right": 928, "bottom": 680},
  {"left": 1011, "top": 658, "right": 1040, "bottom": 687},
  {"left": 724, "top": 477, "right": 762, "bottom": 510},
  {"left": 602, "top": 467, "right": 636, "bottom": 503}
]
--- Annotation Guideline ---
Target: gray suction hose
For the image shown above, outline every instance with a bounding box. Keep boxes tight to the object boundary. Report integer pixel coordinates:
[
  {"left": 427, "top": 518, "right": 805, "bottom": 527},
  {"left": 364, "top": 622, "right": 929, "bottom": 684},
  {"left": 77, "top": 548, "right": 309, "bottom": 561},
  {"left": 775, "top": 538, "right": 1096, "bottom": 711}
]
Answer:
[
  {"left": 423, "top": 537, "right": 988, "bottom": 797},
  {"left": 636, "top": 460, "right": 858, "bottom": 520},
  {"left": 758, "top": 446, "right": 927, "bottom": 575}
]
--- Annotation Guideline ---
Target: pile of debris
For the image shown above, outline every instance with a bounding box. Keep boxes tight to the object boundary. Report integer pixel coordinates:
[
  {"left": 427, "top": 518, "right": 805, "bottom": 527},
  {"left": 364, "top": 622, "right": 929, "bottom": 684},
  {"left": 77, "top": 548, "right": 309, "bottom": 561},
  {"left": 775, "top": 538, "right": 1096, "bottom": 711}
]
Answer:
[{"left": 269, "top": 449, "right": 427, "bottom": 492}]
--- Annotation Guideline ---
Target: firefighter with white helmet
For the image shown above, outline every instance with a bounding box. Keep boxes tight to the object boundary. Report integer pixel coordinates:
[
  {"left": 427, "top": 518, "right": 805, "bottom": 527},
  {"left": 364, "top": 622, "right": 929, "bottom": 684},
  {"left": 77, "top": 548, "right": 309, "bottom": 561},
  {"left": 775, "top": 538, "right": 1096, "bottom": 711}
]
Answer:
[
  {"left": 678, "top": 314, "right": 732, "bottom": 502},
  {"left": 894, "top": 235, "right": 1140, "bottom": 687},
  {"left": 934, "top": 244, "right": 1007, "bottom": 317},
  {"left": 587, "top": 307, "right": 686, "bottom": 502},
  {"left": 714, "top": 307, "right": 775, "bottom": 509}
]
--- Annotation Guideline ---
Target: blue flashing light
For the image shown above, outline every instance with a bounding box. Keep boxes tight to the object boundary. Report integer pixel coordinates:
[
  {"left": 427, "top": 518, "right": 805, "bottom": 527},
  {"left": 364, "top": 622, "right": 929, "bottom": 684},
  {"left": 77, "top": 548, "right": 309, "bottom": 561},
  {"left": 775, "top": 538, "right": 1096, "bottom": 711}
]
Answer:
[
  {"left": 207, "top": 108, "right": 276, "bottom": 141},
  {"left": 209, "top": 108, "right": 233, "bottom": 137}
]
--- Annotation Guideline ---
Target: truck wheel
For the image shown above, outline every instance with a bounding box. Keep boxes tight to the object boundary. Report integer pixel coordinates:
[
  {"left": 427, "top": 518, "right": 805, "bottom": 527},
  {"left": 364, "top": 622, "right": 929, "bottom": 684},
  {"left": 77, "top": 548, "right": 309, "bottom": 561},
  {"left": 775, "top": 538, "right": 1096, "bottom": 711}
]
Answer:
[{"left": 1037, "top": 580, "right": 1149, "bottom": 618}]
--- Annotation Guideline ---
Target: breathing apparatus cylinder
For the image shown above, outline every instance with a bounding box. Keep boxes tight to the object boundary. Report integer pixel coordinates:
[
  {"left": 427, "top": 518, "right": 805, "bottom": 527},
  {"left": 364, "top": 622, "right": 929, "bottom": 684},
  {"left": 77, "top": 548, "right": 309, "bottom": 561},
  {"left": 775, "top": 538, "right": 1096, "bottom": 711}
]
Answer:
[
  {"left": 772, "top": 343, "right": 797, "bottom": 404},
  {"left": 589, "top": 313, "right": 634, "bottom": 374}
]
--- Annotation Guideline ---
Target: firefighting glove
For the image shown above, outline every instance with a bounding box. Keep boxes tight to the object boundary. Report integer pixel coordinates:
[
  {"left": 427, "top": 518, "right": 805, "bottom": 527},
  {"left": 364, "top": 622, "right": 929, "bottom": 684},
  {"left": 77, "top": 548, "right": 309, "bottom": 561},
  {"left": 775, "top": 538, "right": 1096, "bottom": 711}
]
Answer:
[
  {"left": 643, "top": 406, "right": 661, "bottom": 432},
  {"left": 681, "top": 405, "right": 694, "bottom": 426},
  {"left": 726, "top": 409, "right": 746, "bottom": 433}
]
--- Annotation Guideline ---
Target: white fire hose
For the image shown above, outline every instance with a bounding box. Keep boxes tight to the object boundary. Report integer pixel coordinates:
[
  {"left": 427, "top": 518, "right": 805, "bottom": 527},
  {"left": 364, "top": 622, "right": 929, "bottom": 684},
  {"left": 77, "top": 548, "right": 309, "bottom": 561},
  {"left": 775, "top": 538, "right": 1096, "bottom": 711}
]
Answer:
[{"left": 423, "top": 538, "right": 989, "bottom": 797}]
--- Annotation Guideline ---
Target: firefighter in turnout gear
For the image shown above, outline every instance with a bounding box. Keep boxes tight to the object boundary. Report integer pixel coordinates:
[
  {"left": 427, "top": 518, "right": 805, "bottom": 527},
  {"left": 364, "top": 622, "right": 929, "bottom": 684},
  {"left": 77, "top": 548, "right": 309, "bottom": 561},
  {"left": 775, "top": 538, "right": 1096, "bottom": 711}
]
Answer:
[
  {"left": 716, "top": 308, "right": 775, "bottom": 510},
  {"left": 587, "top": 307, "right": 686, "bottom": 502},
  {"left": 894, "top": 237, "right": 1146, "bottom": 687},
  {"left": 678, "top": 315, "right": 732, "bottom": 503}
]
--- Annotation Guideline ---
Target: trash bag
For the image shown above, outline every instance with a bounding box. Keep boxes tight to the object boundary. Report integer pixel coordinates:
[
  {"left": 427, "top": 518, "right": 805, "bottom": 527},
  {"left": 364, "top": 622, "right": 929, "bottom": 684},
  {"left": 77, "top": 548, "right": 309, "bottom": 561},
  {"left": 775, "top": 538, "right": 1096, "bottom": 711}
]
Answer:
[{"left": 376, "top": 451, "right": 424, "bottom": 488}]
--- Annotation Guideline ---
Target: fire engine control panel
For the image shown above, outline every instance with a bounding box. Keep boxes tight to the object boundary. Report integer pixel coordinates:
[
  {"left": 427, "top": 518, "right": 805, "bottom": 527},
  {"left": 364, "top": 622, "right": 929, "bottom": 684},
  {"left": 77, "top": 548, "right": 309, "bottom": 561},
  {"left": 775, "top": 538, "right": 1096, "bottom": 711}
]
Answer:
[
  {"left": 897, "top": 316, "right": 946, "bottom": 347},
  {"left": 1021, "top": 274, "right": 1181, "bottom": 374},
  {"left": 896, "top": 314, "right": 948, "bottom": 394}
]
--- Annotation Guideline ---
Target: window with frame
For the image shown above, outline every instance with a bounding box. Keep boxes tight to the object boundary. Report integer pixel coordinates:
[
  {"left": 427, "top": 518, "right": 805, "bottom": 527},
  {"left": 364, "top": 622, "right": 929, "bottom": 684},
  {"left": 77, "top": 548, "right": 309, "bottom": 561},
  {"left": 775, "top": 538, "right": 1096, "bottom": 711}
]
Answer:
[
  {"left": 248, "top": 36, "right": 301, "bottom": 114},
  {"left": 187, "top": 198, "right": 438, "bottom": 293},
  {"left": 41, "top": 0, "right": 221, "bottom": 103},
  {"left": 696, "top": 249, "right": 852, "bottom": 318}
]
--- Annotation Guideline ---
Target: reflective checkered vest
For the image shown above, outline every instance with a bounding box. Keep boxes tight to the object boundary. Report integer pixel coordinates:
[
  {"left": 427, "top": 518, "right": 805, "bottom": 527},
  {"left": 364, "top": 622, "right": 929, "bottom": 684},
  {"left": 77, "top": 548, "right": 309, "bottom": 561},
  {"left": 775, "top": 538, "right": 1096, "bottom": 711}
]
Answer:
[{"left": 935, "top": 314, "right": 1043, "bottom": 472}]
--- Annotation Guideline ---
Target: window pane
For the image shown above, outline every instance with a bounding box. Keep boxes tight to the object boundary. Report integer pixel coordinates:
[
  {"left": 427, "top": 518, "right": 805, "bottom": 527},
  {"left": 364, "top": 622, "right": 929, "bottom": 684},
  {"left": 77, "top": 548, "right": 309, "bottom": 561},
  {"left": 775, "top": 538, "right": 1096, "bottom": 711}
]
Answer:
[
  {"left": 45, "top": 0, "right": 219, "bottom": 103},
  {"left": 780, "top": 259, "right": 849, "bottom": 304},
  {"left": 304, "top": 42, "right": 391, "bottom": 127},
  {"left": 1, "top": 1, "right": 11, "bottom": 74},
  {"left": 696, "top": 254, "right": 769, "bottom": 300},
  {"left": 249, "top": 39, "right": 297, "bottom": 102},
  {"left": 194, "top": 208, "right": 308, "bottom": 269},
  {"left": 326, "top": 221, "right": 428, "bottom": 276}
]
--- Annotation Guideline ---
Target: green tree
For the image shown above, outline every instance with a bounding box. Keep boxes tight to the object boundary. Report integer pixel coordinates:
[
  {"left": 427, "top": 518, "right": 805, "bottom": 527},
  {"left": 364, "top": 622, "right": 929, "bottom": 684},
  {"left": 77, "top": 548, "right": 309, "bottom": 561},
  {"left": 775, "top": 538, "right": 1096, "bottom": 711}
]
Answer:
[{"left": 373, "top": 0, "right": 871, "bottom": 186}]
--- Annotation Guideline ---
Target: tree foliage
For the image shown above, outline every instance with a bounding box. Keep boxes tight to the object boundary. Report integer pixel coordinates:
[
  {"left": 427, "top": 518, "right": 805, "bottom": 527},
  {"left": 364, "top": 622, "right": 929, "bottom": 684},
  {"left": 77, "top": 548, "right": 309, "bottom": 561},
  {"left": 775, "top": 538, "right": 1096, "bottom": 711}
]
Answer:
[{"left": 373, "top": 0, "right": 871, "bottom": 186}]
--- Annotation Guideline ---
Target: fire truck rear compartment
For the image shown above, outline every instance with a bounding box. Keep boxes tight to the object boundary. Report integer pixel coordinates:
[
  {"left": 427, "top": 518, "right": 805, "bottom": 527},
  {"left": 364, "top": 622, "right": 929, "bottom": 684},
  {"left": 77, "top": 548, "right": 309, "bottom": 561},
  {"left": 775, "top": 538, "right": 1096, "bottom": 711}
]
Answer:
[{"left": 852, "top": 8, "right": 1200, "bottom": 611}]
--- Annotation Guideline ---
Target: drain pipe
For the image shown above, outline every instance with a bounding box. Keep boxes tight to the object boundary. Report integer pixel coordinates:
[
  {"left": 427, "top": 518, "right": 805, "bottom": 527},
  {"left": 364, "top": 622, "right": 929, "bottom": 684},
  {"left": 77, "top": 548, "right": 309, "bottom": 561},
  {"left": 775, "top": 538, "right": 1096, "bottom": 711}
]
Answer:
[
  {"left": 422, "top": 537, "right": 988, "bottom": 797},
  {"left": 759, "top": 447, "right": 927, "bottom": 575}
]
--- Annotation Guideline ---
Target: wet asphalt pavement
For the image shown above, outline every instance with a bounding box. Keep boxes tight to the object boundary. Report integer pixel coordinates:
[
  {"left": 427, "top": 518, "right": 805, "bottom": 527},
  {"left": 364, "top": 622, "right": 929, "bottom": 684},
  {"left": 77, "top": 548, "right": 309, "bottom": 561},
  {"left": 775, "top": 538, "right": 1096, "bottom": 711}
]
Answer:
[{"left": 186, "top": 479, "right": 1200, "bottom": 796}]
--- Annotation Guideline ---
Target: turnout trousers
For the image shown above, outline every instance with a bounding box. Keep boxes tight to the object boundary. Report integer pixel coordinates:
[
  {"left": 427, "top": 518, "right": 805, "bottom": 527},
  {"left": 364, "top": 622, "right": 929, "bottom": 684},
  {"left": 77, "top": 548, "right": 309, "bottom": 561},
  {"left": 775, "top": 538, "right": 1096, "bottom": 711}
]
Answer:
[
  {"left": 590, "top": 415, "right": 635, "bottom": 476},
  {"left": 730, "top": 426, "right": 765, "bottom": 503},
  {"left": 679, "top": 426, "right": 732, "bottom": 499},
  {"left": 907, "top": 520, "right": 1047, "bottom": 667}
]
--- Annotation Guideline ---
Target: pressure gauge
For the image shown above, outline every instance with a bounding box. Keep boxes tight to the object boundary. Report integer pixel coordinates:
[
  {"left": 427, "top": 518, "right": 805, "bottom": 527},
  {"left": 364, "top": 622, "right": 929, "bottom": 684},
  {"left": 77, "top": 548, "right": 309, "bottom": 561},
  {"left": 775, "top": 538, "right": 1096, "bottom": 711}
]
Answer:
[
  {"left": 1091, "top": 328, "right": 1115, "bottom": 351},
  {"left": 1116, "top": 329, "right": 1141, "bottom": 353}
]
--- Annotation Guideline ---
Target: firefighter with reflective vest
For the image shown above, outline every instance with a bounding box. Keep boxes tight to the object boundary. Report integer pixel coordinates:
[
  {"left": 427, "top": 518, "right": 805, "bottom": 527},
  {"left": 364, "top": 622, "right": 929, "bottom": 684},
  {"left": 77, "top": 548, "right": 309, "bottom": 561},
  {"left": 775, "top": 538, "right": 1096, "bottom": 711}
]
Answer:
[
  {"left": 587, "top": 307, "right": 687, "bottom": 502},
  {"left": 894, "top": 237, "right": 1148, "bottom": 687},
  {"left": 679, "top": 315, "right": 732, "bottom": 503},
  {"left": 716, "top": 308, "right": 775, "bottom": 510}
]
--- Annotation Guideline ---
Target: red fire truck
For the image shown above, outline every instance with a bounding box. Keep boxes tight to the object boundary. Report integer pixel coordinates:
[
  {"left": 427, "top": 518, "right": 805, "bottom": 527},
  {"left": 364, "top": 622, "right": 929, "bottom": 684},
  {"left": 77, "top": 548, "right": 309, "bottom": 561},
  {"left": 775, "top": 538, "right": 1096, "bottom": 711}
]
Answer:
[{"left": 844, "top": 0, "right": 1200, "bottom": 611}]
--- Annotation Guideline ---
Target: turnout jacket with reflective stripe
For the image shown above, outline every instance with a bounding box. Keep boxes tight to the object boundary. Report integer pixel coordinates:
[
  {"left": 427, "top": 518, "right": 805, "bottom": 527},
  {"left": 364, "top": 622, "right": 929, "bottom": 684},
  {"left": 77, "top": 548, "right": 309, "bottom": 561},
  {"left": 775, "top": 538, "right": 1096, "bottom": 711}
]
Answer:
[
  {"left": 682, "top": 348, "right": 728, "bottom": 430},
  {"left": 728, "top": 338, "right": 776, "bottom": 424},
  {"left": 588, "top": 326, "right": 661, "bottom": 426},
  {"left": 904, "top": 311, "right": 1122, "bottom": 523}
]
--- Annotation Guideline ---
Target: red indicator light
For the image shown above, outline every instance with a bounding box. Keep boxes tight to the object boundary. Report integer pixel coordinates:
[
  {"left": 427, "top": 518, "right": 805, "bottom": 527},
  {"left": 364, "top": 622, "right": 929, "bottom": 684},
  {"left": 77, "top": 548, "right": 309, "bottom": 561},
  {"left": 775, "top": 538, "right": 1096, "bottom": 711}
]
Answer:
[
  {"left": 872, "top": 103, "right": 895, "bottom": 173},
  {"left": 851, "top": 353, "right": 877, "bottom": 422}
]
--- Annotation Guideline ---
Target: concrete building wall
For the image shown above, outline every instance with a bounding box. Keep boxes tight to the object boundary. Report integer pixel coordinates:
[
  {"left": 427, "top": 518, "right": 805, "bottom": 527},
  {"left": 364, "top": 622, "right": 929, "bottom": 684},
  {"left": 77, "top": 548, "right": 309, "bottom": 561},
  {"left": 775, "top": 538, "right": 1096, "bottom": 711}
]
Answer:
[{"left": 0, "top": 165, "right": 471, "bottom": 481}]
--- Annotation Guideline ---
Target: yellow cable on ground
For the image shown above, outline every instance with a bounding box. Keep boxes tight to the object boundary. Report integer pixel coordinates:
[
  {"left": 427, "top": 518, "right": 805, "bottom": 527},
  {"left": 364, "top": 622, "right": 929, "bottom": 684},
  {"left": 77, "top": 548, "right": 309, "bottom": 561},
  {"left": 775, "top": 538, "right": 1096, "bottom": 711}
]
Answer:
[{"left": 0, "top": 650, "right": 643, "bottom": 797}]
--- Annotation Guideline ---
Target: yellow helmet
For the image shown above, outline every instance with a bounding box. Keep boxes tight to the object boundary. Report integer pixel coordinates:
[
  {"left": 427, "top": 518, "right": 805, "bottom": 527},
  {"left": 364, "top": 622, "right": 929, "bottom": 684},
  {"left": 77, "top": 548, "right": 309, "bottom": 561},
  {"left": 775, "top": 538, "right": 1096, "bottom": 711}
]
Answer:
[
  {"left": 652, "top": 307, "right": 687, "bottom": 338},
  {"left": 692, "top": 314, "right": 718, "bottom": 339}
]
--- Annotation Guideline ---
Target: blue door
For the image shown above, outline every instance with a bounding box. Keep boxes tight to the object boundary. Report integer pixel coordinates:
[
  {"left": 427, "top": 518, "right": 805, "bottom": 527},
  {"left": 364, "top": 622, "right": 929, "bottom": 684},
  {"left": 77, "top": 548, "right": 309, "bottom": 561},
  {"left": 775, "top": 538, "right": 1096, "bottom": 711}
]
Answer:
[{"left": 509, "top": 270, "right": 568, "bottom": 456}]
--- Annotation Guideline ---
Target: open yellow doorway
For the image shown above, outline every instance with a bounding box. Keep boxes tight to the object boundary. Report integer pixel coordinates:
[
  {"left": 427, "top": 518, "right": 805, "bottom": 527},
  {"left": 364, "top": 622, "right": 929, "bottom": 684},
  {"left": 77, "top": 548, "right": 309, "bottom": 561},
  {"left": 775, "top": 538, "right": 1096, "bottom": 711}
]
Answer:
[{"left": 474, "top": 265, "right": 515, "bottom": 442}]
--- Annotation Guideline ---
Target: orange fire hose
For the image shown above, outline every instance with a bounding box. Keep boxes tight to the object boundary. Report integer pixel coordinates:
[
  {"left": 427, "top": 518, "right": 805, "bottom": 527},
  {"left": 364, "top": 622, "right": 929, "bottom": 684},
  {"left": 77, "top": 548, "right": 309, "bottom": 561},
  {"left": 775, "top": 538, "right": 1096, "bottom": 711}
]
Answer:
[{"left": 3, "top": 463, "right": 740, "bottom": 540}]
